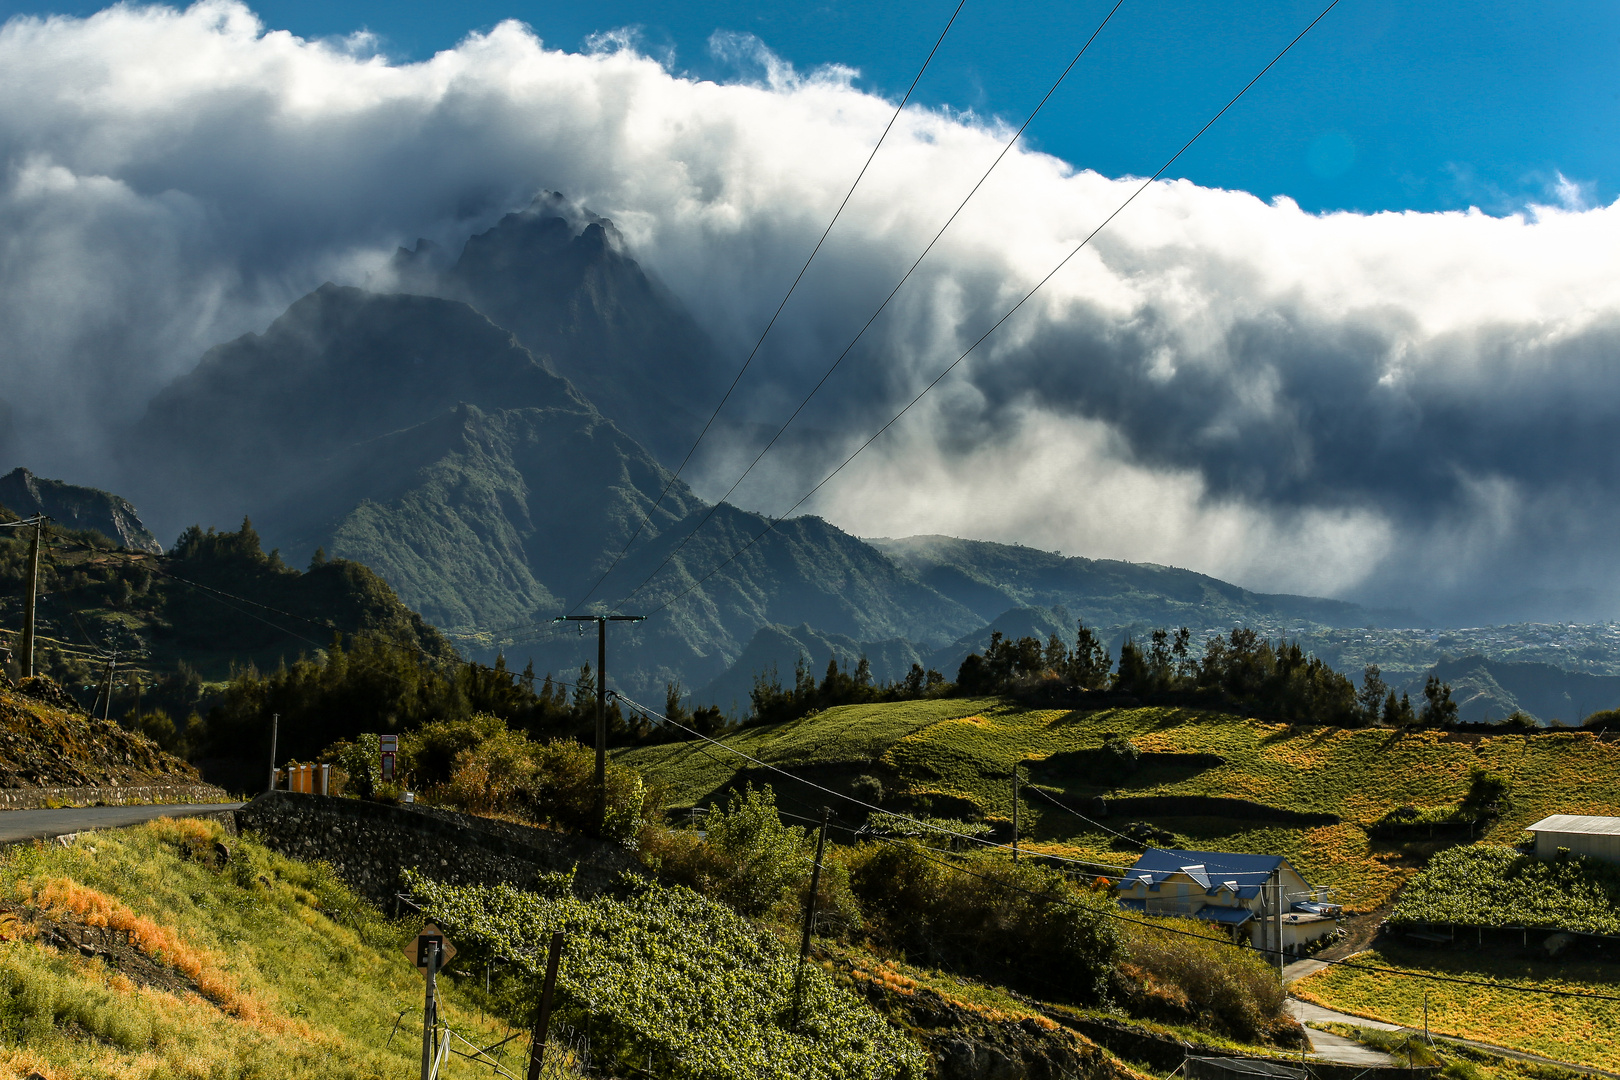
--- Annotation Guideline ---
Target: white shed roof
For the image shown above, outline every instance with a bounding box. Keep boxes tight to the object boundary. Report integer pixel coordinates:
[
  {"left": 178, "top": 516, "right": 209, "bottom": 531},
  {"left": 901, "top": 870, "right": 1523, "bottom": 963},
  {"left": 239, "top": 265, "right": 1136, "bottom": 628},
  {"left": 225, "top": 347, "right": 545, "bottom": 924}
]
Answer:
[{"left": 1525, "top": 814, "right": 1620, "bottom": 836}]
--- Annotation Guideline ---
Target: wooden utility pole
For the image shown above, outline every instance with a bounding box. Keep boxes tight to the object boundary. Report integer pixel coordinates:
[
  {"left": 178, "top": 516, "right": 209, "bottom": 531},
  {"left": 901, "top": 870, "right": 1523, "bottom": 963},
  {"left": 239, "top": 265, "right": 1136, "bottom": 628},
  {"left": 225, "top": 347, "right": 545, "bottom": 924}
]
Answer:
[
  {"left": 101, "top": 646, "right": 118, "bottom": 722},
  {"left": 20, "top": 517, "right": 43, "bottom": 679},
  {"left": 554, "top": 614, "right": 646, "bottom": 833},
  {"left": 267, "top": 713, "right": 280, "bottom": 794},
  {"left": 526, "top": 932, "right": 565, "bottom": 1080},
  {"left": 791, "top": 807, "right": 830, "bottom": 1028},
  {"left": 1272, "top": 867, "right": 1285, "bottom": 978},
  {"left": 1011, "top": 765, "right": 1020, "bottom": 863}
]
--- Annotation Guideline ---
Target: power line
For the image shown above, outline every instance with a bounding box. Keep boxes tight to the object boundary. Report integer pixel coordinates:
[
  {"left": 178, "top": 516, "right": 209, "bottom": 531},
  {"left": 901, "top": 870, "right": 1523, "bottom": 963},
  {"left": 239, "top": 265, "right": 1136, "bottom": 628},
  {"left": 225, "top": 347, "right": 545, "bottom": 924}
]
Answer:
[
  {"left": 770, "top": 801, "right": 1620, "bottom": 1013},
  {"left": 565, "top": 0, "right": 970, "bottom": 616},
  {"left": 612, "top": 688, "right": 1285, "bottom": 879},
  {"left": 621, "top": 0, "right": 1343, "bottom": 622},
  {"left": 1023, "top": 782, "right": 1145, "bottom": 850},
  {"left": 609, "top": 0, "right": 1130, "bottom": 614}
]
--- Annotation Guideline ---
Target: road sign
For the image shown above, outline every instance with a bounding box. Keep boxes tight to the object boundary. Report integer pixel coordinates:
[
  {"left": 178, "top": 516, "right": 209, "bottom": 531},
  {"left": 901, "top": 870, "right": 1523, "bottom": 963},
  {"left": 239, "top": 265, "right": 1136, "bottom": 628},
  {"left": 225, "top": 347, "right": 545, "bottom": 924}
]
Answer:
[
  {"left": 404, "top": 923, "right": 456, "bottom": 975},
  {"left": 380, "top": 734, "right": 398, "bottom": 782}
]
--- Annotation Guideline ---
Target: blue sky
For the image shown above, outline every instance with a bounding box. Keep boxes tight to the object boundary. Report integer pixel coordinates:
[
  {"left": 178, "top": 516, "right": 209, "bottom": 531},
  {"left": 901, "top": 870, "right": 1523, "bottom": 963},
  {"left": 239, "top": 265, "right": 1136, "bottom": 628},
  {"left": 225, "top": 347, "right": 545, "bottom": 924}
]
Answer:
[{"left": 6, "top": 0, "right": 1614, "bottom": 215}]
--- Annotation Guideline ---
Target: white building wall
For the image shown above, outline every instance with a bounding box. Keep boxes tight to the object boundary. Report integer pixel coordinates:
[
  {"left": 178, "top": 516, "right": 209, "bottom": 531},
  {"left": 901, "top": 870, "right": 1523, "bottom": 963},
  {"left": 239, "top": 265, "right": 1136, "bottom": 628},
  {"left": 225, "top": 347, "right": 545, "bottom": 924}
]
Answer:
[{"left": 1535, "top": 830, "right": 1620, "bottom": 864}]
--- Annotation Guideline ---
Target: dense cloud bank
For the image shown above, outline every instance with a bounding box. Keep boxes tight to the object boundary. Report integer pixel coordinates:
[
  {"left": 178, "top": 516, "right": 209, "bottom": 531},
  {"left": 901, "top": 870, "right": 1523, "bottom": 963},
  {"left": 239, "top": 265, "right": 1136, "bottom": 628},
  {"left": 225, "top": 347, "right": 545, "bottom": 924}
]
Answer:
[{"left": 2, "top": 1, "right": 1617, "bottom": 621}]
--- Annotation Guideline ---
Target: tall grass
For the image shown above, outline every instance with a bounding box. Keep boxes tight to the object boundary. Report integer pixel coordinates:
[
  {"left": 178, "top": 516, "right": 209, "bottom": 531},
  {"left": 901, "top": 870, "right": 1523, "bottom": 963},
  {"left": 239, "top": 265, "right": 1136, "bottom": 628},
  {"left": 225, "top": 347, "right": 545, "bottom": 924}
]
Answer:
[{"left": 0, "top": 817, "right": 524, "bottom": 1080}]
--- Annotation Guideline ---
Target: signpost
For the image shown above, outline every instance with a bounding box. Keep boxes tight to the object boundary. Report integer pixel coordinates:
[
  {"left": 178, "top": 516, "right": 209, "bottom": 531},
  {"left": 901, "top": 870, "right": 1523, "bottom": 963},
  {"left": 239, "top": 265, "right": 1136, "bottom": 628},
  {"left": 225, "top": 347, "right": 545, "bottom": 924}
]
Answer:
[
  {"left": 405, "top": 923, "right": 457, "bottom": 1080},
  {"left": 380, "top": 734, "right": 398, "bottom": 784}
]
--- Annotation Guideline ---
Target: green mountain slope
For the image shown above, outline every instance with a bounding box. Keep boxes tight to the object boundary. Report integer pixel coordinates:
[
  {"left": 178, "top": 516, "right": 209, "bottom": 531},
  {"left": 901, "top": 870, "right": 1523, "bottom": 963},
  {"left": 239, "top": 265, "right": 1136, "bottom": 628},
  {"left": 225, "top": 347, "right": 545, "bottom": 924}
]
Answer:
[
  {"left": 620, "top": 697, "right": 1620, "bottom": 912},
  {"left": 871, "top": 534, "right": 1415, "bottom": 630},
  {"left": 1400, "top": 654, "right": 1620, "bottom": 724},
  {"left": 121, "top": 282, "right": 979, "bottom": 699},
  {"left": 0, "top": 512, "right": 453, "bottom": 718}
]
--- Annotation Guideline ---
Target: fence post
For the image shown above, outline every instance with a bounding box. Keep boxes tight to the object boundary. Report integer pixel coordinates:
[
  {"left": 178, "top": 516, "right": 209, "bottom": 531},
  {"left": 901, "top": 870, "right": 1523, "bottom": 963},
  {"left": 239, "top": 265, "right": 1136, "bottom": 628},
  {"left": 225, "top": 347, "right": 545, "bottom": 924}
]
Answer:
[
  {"left": 791, "top": 807, "right": 830, "bottom": 1028},
  {"left": 527, "top": 932, "right": 565, "bottom": 1080}
]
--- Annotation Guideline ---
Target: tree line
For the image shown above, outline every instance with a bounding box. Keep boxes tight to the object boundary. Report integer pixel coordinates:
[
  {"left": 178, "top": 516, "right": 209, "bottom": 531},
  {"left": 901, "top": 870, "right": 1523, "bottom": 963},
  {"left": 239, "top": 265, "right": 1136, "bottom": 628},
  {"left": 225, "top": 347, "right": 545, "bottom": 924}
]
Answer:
[{"left": 752, "top": 622, "right": 1477, "bottom": 730}]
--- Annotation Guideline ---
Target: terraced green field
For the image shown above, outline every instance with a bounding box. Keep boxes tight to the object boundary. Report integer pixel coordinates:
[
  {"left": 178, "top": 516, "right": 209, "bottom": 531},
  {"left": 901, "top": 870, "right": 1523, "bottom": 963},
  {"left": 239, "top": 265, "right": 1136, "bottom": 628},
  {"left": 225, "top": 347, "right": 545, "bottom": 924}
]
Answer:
[{"left": 620, "top": 701, "right": 1620, "bottom": 910}]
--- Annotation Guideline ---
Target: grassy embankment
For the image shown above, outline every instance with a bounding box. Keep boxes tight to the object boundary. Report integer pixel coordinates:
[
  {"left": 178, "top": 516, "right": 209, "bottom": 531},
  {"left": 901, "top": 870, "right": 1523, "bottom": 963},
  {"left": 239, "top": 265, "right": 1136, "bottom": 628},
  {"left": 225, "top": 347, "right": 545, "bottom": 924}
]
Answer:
[
  {"left": 619, "top": 699, "right": 1620, "bottom": 910},
  {"left": 0, "top": 817, "right": 526, "bottom": 1080},
  {"left": 1312, "top": 1021, "right": 1591, "bottom": 1080},
  {"left": 1293, "top": 944, "right": 1620, "bottom": 1073}
]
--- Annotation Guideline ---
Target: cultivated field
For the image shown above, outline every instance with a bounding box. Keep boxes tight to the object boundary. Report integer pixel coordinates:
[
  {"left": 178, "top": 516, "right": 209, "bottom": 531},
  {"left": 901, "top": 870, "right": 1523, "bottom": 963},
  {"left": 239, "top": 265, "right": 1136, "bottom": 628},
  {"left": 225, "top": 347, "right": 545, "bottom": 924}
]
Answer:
[{"left": 621, "top": 701, "right": 1620, "bottom": 910}]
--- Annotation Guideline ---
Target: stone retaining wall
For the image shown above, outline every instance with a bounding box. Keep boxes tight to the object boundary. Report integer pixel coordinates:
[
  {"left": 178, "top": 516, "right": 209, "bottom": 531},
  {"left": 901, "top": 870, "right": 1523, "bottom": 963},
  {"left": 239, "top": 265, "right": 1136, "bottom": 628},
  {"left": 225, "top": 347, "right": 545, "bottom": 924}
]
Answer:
[
  {"left": 234, "top": 791, "right": 645, "bottom": 906},
  {"left": 0, "top": 782, "right": 233, "bottom": 811}
]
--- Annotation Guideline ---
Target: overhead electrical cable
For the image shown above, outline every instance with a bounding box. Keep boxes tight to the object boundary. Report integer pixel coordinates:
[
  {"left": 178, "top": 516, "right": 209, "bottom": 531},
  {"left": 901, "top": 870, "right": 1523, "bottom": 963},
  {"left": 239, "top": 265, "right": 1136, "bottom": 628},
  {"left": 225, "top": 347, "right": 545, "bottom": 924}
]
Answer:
[
  {"left": 48, "top": 535, "right": 586, "bottom": 682},
  {"left": 611, "top": 688, "right": 1281, "bottom": 878},
  {"left": 564, "top": 0, "right": 970, "bottom": 616},
  {"left": 622, "top": 0, "right": 1344, "bottom": 621},
  {"left": 609, "top": 0, "right": 1130, "bottom": 613},
  {"left": 838, "top": 826, "right": 1620, "bottom": 1005},
  {"left": 1023, "top": 782, "right": 1146, "bottom": 849}
]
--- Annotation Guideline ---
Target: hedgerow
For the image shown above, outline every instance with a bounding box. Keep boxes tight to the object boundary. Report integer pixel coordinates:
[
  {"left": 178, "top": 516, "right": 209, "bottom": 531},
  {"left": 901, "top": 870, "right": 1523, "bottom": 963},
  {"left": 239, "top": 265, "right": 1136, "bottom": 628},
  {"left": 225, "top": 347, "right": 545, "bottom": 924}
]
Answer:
[
  {"left": 1389, "top": 845, "right": 1620, "bottom": 934},
  {"left": 409, "top": 873, "right": 924, "bottom": 1080}
]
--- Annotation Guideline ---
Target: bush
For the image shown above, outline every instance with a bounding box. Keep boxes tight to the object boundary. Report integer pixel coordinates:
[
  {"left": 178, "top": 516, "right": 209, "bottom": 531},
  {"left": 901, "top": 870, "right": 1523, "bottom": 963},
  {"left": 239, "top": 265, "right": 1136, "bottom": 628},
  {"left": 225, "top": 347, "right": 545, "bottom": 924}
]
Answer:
[
  {"left": 845, "top": 843, "right": 1120, "bottom": 1006},
  {"left": 1117, "top": 915, "right": 1293, "bottom": 1044},
  {"left": 646, "top": 786, "right": 861, "bottom": 933},
  {"left": 323, "top": 716, "right": 657, "bottom": 845}
]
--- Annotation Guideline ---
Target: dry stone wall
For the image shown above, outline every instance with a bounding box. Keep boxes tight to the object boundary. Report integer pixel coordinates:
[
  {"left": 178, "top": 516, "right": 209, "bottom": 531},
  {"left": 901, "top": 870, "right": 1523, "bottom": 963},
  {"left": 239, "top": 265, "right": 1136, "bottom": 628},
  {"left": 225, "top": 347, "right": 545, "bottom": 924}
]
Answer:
[
  {"left": 234, "top": 791, "right": 645, "bottom": 905},
  {"left": 0, "top": 782, "right": 231, "bottom": 811}
]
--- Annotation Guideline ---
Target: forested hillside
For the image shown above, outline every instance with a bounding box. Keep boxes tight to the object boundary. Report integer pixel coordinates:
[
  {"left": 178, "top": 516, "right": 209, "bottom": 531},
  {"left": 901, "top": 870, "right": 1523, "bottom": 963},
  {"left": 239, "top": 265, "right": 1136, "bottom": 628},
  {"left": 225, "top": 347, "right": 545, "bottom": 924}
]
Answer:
[{"left": 0, "top": 508, "right": 451, "bottom": 770}]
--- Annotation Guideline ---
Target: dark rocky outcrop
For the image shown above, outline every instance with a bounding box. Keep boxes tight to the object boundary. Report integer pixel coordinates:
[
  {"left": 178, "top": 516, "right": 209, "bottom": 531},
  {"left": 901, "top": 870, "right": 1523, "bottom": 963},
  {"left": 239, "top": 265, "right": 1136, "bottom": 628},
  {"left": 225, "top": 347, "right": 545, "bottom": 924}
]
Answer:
[
  {"left": 0, "top": 678, "right": 200, "bottom": 789},
  {"left": 0, "top": 467, "right": 161, "bottom": 553}
]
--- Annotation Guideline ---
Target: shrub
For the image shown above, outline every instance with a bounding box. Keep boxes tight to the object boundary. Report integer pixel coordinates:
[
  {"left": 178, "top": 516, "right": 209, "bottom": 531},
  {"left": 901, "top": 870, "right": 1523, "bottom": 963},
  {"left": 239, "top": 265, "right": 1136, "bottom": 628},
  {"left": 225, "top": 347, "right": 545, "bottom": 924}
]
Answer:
[
  {"left": 324, "top": 717, "right": 658, "bottom": 845},
  {"left": 845, "top": 843, "right": 1120, "bottom": 1006},
  {"left": 646, "top": 787, "right": 861, "bottom": 933},
  {"left": 1117, "top": 915, "right": 1292, "bottom": 1044}
]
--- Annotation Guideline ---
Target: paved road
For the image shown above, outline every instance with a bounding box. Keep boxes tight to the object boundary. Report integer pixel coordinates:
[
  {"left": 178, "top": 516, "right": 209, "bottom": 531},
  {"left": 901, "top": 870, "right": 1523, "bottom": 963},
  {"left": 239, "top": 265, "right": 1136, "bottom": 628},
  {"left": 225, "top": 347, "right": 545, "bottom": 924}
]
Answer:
[
  {"left": 1286, "top": 983, "right": 1619, "bottom": 1078},
  {"left": 1285, "top": 1000, "right": 1398, "bottom": 1066},
  {"left": 0, "top": 803, "right": 243, "bottom": 843}
]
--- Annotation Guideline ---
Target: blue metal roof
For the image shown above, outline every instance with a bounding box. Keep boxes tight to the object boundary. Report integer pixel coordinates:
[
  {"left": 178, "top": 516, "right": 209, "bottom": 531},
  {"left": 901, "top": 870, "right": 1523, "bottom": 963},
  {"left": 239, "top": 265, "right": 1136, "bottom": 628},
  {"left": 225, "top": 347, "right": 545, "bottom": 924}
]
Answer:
[
  {"left": 1125, "top": 848, "right": 1290, "bottom": 900},
  {"left": 1194, "top": 905, "right": 1256, "bottom": 926}
]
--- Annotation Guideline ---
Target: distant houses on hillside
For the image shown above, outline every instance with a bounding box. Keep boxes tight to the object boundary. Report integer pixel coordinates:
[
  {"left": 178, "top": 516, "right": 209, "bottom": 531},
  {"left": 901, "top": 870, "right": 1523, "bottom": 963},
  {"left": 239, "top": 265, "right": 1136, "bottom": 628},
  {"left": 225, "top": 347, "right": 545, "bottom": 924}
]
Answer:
[{"left": 1118, "top": 848, "right": 1341, "bottom": 956}]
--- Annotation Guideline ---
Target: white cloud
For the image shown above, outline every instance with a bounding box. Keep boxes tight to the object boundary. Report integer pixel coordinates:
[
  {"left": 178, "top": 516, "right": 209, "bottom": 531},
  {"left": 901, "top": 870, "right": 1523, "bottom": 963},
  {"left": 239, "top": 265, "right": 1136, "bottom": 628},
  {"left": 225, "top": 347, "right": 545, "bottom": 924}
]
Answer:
[{"left": 2, "top": 1, "right": 1618, "bottom": 621}]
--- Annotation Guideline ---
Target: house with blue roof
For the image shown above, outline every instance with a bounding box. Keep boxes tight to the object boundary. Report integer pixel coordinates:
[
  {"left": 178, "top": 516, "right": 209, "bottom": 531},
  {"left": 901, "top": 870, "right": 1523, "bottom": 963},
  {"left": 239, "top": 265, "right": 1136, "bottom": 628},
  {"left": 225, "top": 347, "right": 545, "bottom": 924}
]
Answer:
[{"left": 1118, "top": 848, "right": 1340, "bottom": 954}]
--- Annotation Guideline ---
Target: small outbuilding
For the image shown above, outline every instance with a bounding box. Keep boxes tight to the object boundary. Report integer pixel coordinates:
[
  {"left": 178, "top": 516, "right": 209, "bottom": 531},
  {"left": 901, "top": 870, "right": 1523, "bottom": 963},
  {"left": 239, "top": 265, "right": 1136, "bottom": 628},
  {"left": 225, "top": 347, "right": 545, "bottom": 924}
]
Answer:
[{"left": 1526, "top": 814, "right": 1620, "bottom": 864}]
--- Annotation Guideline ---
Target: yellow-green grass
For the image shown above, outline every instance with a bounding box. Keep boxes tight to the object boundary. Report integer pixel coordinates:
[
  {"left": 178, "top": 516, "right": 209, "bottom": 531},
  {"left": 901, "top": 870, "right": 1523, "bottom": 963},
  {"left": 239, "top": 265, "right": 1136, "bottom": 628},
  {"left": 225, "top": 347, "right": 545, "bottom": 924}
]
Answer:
[
  {"left": 1313, "top": 1022, "right": 1589, "bottom": 1080},
  {"left": 623, "top": 700, "right": 1620, "bottom": 910},
  {"left": 1292, "top": 945, "right": 1620, "bottom": 1072},
  {"left": 0, "top": 818, "right": 523, "bottom": 1080},
  {"left": 615, "top": 697, "right": 1002, "bottom": 806}
]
